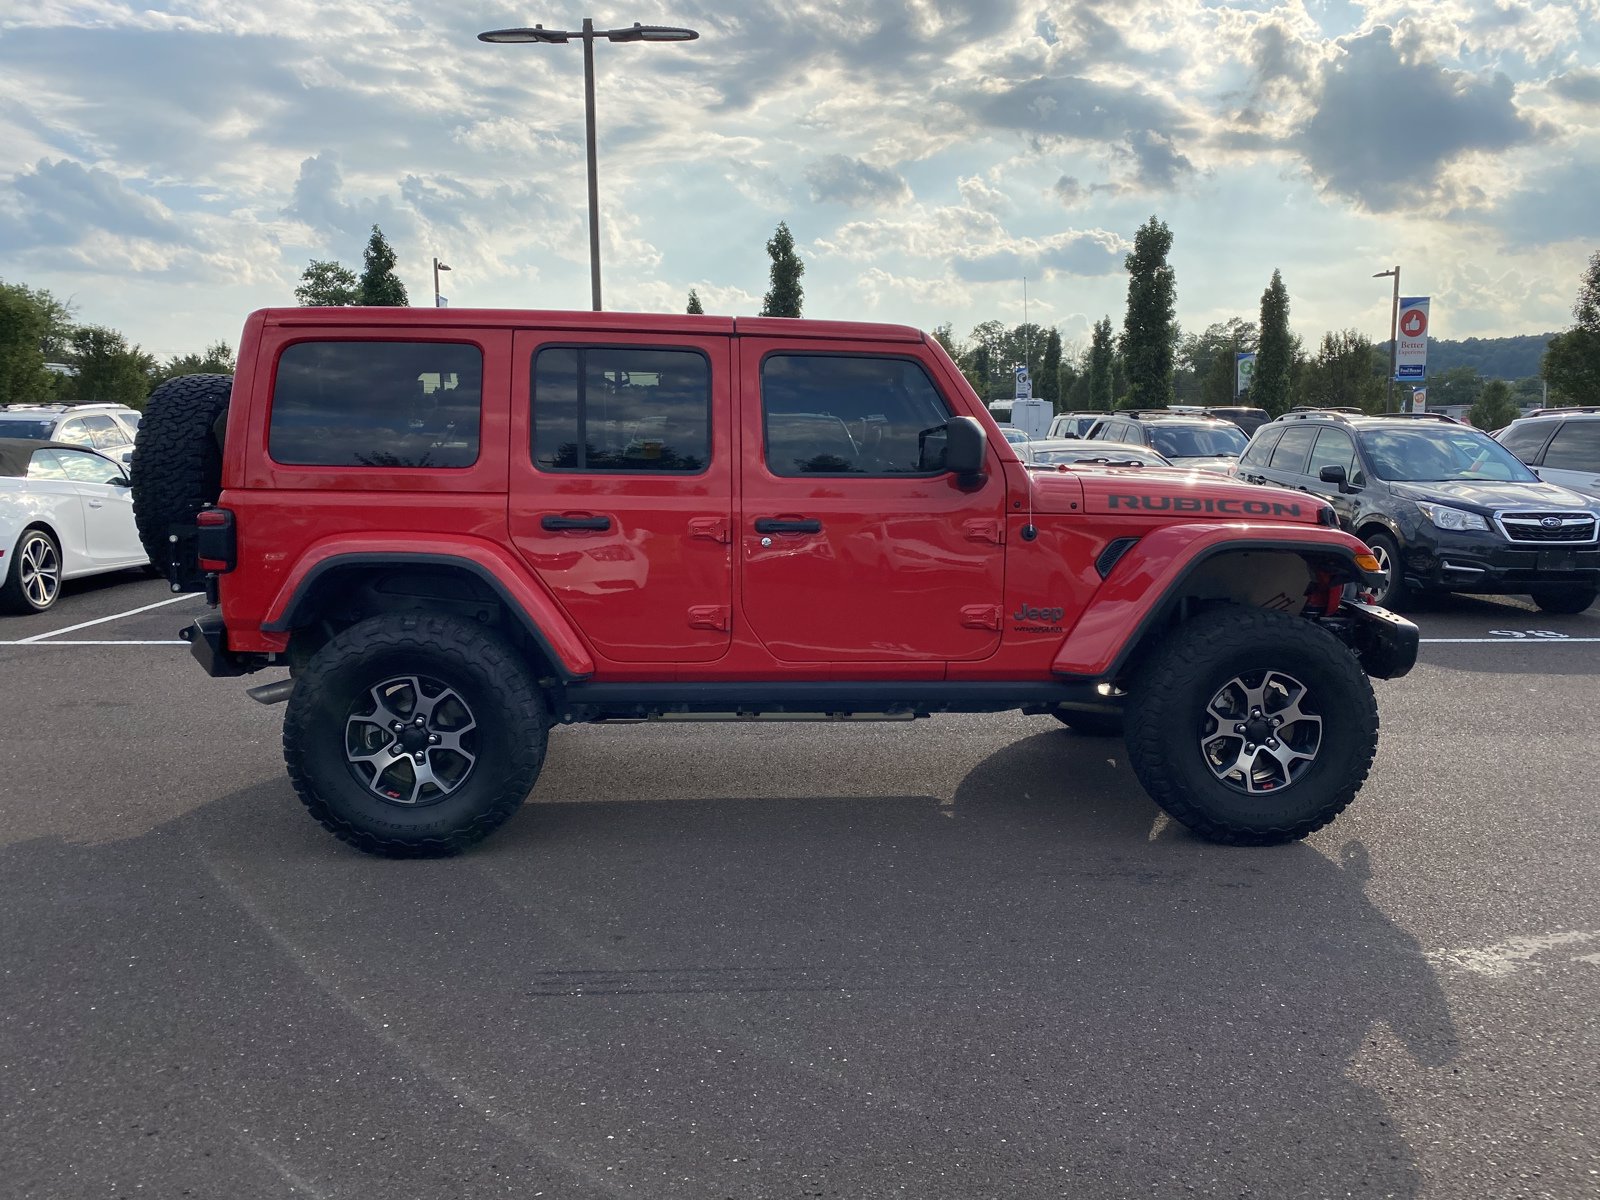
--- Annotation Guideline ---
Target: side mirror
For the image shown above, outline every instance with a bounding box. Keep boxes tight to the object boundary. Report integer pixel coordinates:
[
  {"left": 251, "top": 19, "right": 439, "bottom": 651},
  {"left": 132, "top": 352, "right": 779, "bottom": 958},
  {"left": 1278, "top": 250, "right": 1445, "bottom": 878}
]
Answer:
[
  {"left": 1319, "top": 464, "right": 1355, "bottom": 494},
  {"left": 109, "top": 475, "right": 132, "bottom": 488},
  {"left": 917, "top": 416, "right": 988, "bottom": 484}
]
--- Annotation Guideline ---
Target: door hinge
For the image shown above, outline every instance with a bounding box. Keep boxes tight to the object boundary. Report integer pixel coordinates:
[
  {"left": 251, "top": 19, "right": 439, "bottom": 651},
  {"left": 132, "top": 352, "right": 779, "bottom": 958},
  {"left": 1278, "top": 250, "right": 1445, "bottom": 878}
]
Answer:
[
  {"left": 960, "top": 604, "right": 1002, "bottom": 631},
  {"left": 687, "top": 605, "right": 730, "bottom": 632},
  {"left": 689, "top": 517, "right": 731, "bottom": 544},
  {"left": 962, "top": 518, "right": 1004, "bottom": 544}
]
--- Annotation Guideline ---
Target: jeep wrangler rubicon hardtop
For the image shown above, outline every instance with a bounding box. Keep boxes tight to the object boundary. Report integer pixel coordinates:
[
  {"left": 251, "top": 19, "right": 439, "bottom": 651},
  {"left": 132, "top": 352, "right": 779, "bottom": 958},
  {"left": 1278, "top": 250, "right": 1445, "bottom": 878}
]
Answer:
[{"left": 132, "top": 308, "right": 1417, "bottom": 856}]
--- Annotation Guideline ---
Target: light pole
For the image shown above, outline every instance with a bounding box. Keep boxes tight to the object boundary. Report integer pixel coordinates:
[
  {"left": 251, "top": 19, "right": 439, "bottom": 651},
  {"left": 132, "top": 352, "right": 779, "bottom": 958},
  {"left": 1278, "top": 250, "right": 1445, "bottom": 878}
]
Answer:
[
  {"left": 1373, "top": 265, "right": 1400, "bottom": 413},
  {"left": 478, "top": 18, "right": 699, "bottom": 312},
  {"left": 433, "top": 257, "right": 451, "bottom": 308}
]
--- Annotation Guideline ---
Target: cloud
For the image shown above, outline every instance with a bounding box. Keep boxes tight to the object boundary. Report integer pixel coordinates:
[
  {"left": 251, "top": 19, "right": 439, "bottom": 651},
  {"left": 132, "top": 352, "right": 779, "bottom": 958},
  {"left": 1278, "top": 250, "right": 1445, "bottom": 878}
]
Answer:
[
  {"left": 282, "top": 153, "right": 405, "bottom": 243},
  {"left": 0, "top": 157, "right": 184, "bottom": 250},
  {"left": 1118, "top": 130, "right": 1194, "bottom": 190},
  {"left": 804, "top": 155, "right": 910, "bottom": 207},
  {"left": 957, "top": 73, "right": 1190, "bottom": 147},
  {"left": 951, "top": 229, "right": 1127, "bottom": 282},
  {"left": 1294, "top": 27, "right": 1540, "bottom": 212},
  {"left": 1548, "top": 68, "right": 1600, "bottom": 107}
]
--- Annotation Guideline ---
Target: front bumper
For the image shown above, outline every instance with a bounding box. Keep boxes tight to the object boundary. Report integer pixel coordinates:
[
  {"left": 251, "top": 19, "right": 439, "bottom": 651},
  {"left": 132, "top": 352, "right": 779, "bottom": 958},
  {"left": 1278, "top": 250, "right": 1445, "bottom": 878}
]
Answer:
[
  {"left": 1323, "top": 600, "right": 1419, "bottom": 680},
  {"left": 1403, "top": 528, "right": 1600, "bottom": 593}
]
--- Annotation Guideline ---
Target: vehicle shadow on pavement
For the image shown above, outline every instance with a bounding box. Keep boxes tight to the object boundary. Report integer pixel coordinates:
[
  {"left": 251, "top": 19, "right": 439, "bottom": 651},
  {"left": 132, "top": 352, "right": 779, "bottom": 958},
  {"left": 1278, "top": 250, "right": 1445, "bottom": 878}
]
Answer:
[{"left": 0, "top": 732, "right": 1457, "bottom": 1200}]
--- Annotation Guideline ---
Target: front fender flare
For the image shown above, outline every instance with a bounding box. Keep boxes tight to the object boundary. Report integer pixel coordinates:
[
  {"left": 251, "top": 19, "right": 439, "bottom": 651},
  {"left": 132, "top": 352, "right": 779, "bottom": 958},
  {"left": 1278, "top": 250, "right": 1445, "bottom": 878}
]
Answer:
[{"left": 1051, "top": 523, "right": 1373, "bottom": 679}]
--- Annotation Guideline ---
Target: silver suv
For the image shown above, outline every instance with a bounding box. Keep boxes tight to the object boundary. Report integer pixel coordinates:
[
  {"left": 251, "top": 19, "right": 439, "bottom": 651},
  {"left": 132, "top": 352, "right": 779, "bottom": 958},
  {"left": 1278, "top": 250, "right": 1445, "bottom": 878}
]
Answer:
[
  {"left": 1496, "top": 408, "right": 1600, "bottom": 502},
  {"left": 0, "top": 403, "right": 142, "bottom": 465}
]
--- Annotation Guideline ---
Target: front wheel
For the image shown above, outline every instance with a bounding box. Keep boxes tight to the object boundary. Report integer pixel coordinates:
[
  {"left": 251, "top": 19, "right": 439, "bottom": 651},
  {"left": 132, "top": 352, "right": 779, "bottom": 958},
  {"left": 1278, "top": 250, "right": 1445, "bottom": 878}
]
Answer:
[
  {"left": 283, "top": 613, "right": 548, "bottom": 857},
  {"left": 1124, "top": 605, "right": 1378, "bottom": 845},
  {"left": 1, "top": 527, "right": 63, "bottom": 614},
  {"left": 1363, "top": 531, "right": 1411, "bottom": 610},
  {"left": 1530, "top": 584, "right": 1597, "bottom": 615}
]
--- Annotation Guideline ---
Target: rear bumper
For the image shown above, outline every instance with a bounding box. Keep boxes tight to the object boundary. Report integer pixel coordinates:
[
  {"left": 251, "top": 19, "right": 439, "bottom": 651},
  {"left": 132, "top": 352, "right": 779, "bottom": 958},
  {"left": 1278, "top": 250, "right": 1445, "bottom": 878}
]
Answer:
[
  {"left": 180, "top": 614, "right": 264, "bottom": 678},
  {"left": 1323, "top": 600, "right": 1419, "bottom": 680}
]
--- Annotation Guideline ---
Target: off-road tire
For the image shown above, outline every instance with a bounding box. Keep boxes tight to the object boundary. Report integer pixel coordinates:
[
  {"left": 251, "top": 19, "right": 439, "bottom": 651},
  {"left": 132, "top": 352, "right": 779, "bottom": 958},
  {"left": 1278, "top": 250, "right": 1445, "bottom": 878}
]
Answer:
[
  {"left": 1051, "top": 709, "right": 1124, "bottom": 737},
  {"left": 130, "top": 373, "right": 233, "bottom": 589},
  {"left": 1364, "top": 531, "right": 1411, "bottom": 611},
  {"left": 0, "top": 526, "right": 63, "bottom": 614},
  {"left": 283, "top": 613, "right": 548, "bottom": 857},
  {"left": 1530, "top": 584, "right": 1597, "bottom": 615},
  {"left": 1124, "top": 604, "right": 1378, "bottom": 845}
]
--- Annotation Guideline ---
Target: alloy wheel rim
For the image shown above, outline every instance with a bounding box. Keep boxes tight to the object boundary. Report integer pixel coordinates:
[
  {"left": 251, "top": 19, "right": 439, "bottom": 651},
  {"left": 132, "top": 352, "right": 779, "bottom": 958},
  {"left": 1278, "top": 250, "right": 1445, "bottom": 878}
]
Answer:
[
  {"left": 344, "top": 675, "right": 479, "bottom": 807},
  {"left": 19, "top": 535, "right": 60, "bottom": 609},
  {"left": 1371, "top": 543, "right": 1393, "bottom": 598},
  {"left": 1199, "top": 669, "right": 1323, "bottom": 794}
]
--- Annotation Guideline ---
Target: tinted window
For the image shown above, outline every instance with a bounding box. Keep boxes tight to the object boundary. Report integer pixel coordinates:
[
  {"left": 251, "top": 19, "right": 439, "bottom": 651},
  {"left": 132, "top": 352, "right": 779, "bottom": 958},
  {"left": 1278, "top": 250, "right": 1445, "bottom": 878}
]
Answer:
[
  {"left": 82, "top": 414, "right": 129, "bottom": 449},
  {"left": 1542, "top": 421, "right": 1600, "bottom": 472},
  {"left": 1269, "top": 425, "right": 1318, "bottom": 472},
  {"left": 0, "top": 418, "right": 56, "bottom": 440},
  {"left": 1239, "top": 426, "right": 1283, "bottom": 468},
  {"left": 1147, "top": 424, "right": 1248, "bottom": 459},
  {"left": 55, "top": 448, "right": 123, "bottom": 484},
  {"left": 533, "top": 346, "right": 709, "bottom": 473},
  {"left": 760, "top": 355, "right": 951, "bottom": 475},
  {"left": 1497, "top": 419, "right": 1557, "bottom": 463},
  {"left": 1307, "top": 428, "right": 1357, "bottom": 478},
  {"left": 270, "top": 341, "right": 482, "bottom": 468}
]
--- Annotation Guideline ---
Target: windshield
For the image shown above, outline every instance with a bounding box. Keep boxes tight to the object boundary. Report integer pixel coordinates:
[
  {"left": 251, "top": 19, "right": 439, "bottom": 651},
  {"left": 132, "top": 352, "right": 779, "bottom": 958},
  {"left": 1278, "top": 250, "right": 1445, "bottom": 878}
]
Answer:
[
  {"left": 1358, "top": 427, "right": 1539, "bottom": 483},
  {"left": 0, "top": 419, "right": 56, "bottom": 440},
  {"left": 1149, "top": 424, "right": 1247, "bottom": 459}
]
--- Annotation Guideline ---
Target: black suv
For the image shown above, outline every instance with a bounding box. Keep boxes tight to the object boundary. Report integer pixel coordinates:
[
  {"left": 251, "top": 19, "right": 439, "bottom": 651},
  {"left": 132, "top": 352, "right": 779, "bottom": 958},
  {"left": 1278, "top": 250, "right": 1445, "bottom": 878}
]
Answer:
[
  {"left": 1495, "top": 408, "right": 1600, "bottom": 504},
  {"left": 1237, "top": 410, "right": 1600, "bottom": 612},
  {"left": 1086, "top": 411, "right": 1248, "bottom": 471}
]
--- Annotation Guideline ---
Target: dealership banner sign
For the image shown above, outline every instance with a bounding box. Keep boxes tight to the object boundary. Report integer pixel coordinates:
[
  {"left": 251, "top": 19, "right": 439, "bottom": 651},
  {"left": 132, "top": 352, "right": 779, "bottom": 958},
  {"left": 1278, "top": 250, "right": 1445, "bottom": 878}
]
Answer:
[
  {"left": 1235, "top": 352, "right": 1256, "bottom": 396},
  {"left": 1395, "top": 297, "right": 1429, "bottom": 381}
]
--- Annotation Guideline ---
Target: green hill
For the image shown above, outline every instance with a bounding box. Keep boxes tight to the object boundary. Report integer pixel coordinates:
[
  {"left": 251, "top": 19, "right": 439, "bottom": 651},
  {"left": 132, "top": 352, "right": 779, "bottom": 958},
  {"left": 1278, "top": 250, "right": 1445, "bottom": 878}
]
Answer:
[{"left": 1379, "top": 333, "right": 1556, "bottom": 380}]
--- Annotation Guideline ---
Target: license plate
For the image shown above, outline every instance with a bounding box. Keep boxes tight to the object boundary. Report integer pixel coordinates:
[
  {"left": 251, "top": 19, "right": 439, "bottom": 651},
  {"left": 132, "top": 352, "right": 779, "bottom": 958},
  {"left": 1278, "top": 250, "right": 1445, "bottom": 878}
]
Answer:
[{"left": 1538, "top": 549, "right": 1578, "bottom": 571}]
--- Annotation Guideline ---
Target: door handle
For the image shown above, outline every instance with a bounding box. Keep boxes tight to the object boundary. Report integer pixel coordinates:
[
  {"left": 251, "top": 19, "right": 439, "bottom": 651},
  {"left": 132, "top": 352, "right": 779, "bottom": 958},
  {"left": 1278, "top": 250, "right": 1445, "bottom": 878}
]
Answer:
[
  {"left": 754, "top": 518, "right": 822, "bottom": 535},
  {"left": 87, "top": 500, "right": 104, "bottom": 508},
  {"left": 541, "top": 514, "right": 612, "bottom": 532}
]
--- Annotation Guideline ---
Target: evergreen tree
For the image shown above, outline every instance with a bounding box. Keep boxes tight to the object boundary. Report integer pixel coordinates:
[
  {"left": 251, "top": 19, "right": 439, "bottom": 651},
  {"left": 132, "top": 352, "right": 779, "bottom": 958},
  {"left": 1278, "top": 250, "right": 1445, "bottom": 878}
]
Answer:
[
  {"left": 0, "top": 283, "right": 54, "bottom": 404},
  {"left": 1541, "top": 250, "right": 1600, "bottom": 399},
  {"left": 760, "top": 221, "right": 805, "bottom": 318},
  {"left": 62, "top": 325, "right": 154, "bottom": 408},
  {"left": 1255, "top": 269, "right": 1293, "bottom": 416},
  {"left": 1088, "top": 317, "right": 1116, "bottom": 410},
  {"left": 1039, "top": 328, "right": 1062, "bottom": 407},
  {"left": 295, "top": 259, "right": 360, "bottom": 306},
  {"left": 1298, "top": 330, "right": 1386, "bottom": 413},
  {"left": 686, "top": 289, "right": 704, "bottom": 315},
  {"left": 1201, "top": 349, "right": 1241, "bottom": 408},
  {"left": 1469, "top": 379, "right": 1520, "bottom": 430},
  {"left": 358, "top": 225, "right": 408, "bottom": 306},
  {"left": 1118, "top": 216, "right": 1177, "bottom": 408}
]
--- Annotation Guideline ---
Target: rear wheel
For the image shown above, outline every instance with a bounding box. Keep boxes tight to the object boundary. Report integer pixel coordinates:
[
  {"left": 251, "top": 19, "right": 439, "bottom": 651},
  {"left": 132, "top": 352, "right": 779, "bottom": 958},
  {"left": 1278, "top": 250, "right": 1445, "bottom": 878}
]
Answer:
[
  {"left": 283, "top": 613, "right": 548, "bottom": 857},
  {"left": 1124, "top": 605, "right": 1378, "bottom": 845},
  {"left": 1531, "top": 584, "right": 1597, "bottom": 614},
  {"left": 1, "top": 527, "right": 63, "bottom": 614}
]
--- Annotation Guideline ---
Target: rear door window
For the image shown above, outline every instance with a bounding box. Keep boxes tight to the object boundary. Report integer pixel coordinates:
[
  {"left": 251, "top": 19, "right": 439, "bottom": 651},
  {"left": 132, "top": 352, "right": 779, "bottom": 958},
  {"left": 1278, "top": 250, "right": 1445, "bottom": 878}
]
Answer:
[
  {"left": 1239, "top": 427, "right": 1283, "bottom": 469},
  {"left": 1497, "top": 418, "right": 1557, "bottom": 464},
  {"left": 1307, "top": 428, "right": 1358, "bottom": 478},
  {"left": 269, "top": 340, "right": 483, "bottom": 468},
  {"left": 1269, "top": 425, "right": 1318, "bottom": 474},
  {"left": 532, "top": 345, "right": 710, "bottom": 473},
  {"left": 1541, "top": 421, "right": 1600, "bottom": 472}
]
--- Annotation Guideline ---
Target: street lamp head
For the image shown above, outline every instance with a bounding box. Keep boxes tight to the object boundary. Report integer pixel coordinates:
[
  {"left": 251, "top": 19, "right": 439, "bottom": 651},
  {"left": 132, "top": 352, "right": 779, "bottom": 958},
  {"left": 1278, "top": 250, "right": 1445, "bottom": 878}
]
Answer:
[
  {"left": 478, "top": 25, "right": 571, "bottom": 44},
  {"left": 1372, "top": 269, "right": 1397, "bottom": 278},
  {"left": 605, "top": 22, "right": 699, "bottom": 42},
  {"left": 437, "top": 263, "right": 451, "bottom": 272}
]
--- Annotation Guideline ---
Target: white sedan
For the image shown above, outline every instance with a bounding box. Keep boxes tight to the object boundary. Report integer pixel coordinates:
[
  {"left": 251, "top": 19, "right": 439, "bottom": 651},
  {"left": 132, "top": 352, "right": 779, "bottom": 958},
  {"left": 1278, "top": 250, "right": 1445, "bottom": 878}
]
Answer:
[{"left": 0, "top": 439, "right": 149, "bottom": 613}]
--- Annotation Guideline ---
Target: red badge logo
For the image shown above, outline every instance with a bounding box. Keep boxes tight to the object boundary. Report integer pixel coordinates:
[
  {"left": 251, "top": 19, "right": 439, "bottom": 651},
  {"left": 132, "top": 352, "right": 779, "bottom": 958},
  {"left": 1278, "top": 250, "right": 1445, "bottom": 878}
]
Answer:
[{"left": 1399, "top": 308, "right": 1427, "bottom": 339}]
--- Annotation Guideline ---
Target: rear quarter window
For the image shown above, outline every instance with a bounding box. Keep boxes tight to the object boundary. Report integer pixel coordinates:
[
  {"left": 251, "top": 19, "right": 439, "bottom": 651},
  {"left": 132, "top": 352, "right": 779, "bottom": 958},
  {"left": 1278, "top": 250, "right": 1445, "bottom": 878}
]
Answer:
[{"left": 269, "top": 340, "right": 483, "bottom": 468}]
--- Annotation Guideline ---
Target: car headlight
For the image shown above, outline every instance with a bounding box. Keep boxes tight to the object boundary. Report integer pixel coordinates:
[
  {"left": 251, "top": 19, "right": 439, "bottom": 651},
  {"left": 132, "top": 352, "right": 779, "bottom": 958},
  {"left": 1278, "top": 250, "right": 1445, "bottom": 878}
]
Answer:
[{"left": 1415, "top": 502, "right": 1489, "bottom": 532}]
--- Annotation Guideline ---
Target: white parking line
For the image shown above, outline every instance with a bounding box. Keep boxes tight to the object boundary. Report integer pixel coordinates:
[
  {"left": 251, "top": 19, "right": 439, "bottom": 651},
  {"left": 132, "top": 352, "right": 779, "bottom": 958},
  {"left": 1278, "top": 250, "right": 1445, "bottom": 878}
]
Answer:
[
  {"left": 1422, "top": 637, "right": 1600, "bottom": 644},
  {"left": 0, "top": 639, "right": 188, "bottom": 646},
  {"left": 16, "top": 593, "right": 198, "bottom": 643}
]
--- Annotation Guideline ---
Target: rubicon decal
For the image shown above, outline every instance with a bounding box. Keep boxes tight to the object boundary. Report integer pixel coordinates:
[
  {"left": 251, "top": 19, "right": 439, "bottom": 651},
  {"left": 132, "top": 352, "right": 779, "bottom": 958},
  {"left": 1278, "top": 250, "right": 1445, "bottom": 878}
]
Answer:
[{"left": 1107, "top": 494, "right": 1303, "bottom": 517}]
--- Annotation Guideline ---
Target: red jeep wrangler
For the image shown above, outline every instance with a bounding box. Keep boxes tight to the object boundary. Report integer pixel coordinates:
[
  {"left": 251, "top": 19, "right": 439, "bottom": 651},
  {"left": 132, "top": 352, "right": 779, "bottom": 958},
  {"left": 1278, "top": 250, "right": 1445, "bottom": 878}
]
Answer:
[{"left": 133, "top": 308, "right": 1416, "bottom": 856}]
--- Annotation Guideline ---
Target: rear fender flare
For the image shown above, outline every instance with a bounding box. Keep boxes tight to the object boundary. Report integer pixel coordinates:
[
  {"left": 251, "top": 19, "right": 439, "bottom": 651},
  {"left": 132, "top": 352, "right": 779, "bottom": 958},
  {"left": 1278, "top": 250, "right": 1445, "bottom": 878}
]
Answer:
[{"left": 260, "top": 536, "right": 595, "bottom": 679}]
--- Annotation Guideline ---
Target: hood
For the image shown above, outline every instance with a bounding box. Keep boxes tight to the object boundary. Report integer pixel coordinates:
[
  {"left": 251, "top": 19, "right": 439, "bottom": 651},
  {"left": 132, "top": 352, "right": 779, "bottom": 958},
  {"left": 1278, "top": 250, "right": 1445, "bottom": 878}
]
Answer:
[
  {"left": 1030, "top": 465, "right": 1325, "bottom": 525},
  {"left": 1388, "top": 479, "right": 1599, "bottom": 513}
]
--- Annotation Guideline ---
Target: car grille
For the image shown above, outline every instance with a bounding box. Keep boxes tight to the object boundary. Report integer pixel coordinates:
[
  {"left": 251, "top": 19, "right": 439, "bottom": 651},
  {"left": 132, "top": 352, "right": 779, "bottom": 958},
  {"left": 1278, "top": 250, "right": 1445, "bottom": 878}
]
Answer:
[{"left": 1497, "top": 512, "right": 1598, "bottom": 543}]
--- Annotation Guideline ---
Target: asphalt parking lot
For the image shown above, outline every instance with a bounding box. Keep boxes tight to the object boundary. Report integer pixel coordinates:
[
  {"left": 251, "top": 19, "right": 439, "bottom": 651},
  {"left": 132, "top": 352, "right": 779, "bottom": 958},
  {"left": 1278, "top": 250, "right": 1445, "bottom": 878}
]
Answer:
[{"left": 2, "top": 574, "right": 1597, "bottom": 1199}]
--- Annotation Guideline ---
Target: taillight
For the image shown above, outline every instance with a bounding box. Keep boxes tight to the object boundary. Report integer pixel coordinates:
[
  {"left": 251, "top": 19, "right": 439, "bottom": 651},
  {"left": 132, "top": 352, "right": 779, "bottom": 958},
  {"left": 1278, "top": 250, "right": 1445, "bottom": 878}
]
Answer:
[{"left": 196, "top": 507, "right": 236, "bottom": 573}]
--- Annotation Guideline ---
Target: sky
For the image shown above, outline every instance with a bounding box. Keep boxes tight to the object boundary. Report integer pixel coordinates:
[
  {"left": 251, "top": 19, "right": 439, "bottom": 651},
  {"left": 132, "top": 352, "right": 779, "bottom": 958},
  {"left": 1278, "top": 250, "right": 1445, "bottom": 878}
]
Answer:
[{"left": 2, "top": 0, "right": 1598, "bottom": 362}]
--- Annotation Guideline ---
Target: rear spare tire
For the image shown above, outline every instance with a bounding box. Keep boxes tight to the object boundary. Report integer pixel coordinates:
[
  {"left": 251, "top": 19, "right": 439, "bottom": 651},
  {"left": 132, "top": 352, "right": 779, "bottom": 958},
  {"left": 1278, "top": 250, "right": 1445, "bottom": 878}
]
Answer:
[
  {"left": 130, "top": 373, "right": 232, "bottom": 590},
  {"left": 1124, "top": 604, "right": 1378, "bottom": 845}
]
